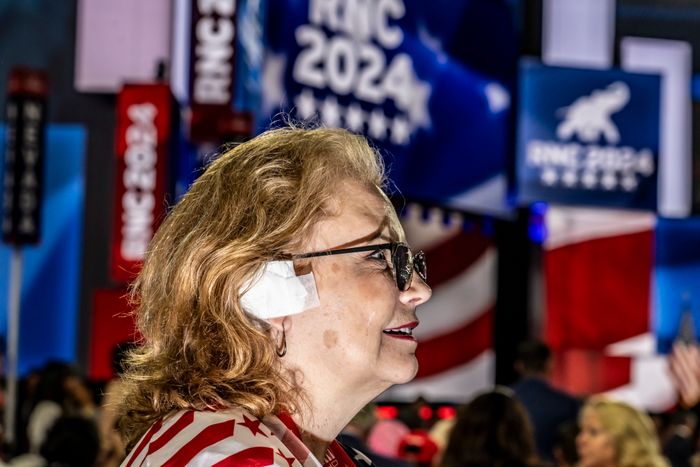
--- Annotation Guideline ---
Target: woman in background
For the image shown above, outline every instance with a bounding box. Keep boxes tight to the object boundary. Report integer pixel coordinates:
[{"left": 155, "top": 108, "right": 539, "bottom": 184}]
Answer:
[
  {"left": 577, "top": 397, "right": 668, "bottom": 467},
  {"left": 440, "top": 389, "right": 543, "bottom": 467}
]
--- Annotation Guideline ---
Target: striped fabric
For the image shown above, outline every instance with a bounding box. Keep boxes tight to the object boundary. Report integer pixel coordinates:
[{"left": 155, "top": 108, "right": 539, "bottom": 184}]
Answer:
[{"left": 121, "top": 408, "right": 358, "bottom": 467}]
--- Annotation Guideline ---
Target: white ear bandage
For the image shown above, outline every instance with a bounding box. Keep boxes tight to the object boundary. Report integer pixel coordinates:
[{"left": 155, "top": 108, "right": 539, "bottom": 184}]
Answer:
[{"left": 239, "top": 261, "right": 320, "bottom": 319}]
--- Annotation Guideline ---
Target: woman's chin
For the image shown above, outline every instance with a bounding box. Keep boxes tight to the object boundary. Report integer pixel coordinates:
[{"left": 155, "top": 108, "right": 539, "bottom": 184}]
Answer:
[{"left": 388, "top": 357, "right": 419, "bottom": 385}]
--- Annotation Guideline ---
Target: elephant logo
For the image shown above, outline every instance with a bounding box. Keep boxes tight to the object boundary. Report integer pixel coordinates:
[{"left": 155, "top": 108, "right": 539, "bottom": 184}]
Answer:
[{"left": 556, "top": 81, "right": 630, "bottom": 144}]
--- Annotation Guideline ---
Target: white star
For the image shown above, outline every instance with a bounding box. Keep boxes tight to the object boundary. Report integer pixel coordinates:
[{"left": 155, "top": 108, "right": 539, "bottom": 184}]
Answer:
[
  {"left": 581, "top": 170, "right": 597, "bottom": 189},
  {"left": 562, "top": 169, "right": 578, "bottom": 187},
  {"left": 407, "top": 79, "right": 431, "bottom": 130},
  {"left": 390, "top": 116, "right": 411, "bottom": 145},
  {"left": 601, "top": 172, "right": 617, "bottom": 190},
  {"left": 261, "top": 52, "right": 287, "bottom": 115},
  {"left": 621, "top": 174, "right": 638, "bottom": 191},
  {"left": 368, "top": 109, "right": 387, "bottom": 140},
  {"left": 636, "top": 149, "right": 655, "bottom": 176},
  {"left": 320, "top": 95, "right": 341, "bottom": 128},
  {"left": 541, "top": 167, "right": 558, "bottom": 186},
  {"left": 295, "top": 89, "right": 317, "bottom": 120},
  {"left": 485, "top": 82, "right": 510, "bottom": 114},
  {"left": 345, "top": 103, "right": 365, "bottom": 132}
]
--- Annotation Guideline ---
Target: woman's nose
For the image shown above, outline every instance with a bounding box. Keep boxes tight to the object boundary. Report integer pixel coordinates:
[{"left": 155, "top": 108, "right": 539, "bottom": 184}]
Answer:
[{"left": 401, "top": 274, "right": 432, "bottom": 305}]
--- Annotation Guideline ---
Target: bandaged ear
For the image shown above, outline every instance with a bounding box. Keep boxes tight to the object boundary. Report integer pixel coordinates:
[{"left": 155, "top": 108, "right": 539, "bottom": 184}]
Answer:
[{"left": 239, "top": 260, "right": 320, "bottom": 319}]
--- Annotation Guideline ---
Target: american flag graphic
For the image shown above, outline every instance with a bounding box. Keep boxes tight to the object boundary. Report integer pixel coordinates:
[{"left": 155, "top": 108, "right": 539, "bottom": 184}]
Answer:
[
  {"left": 544, "top": 205, "right": 676, "bottom": 412},
  {"left": 381, "top": 204, "right": 497, "bottom": 403}
]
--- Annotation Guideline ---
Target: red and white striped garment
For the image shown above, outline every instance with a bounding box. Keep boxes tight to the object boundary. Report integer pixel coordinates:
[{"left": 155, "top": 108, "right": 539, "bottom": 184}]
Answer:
[{"left": 121, "top": 408, "right": 358, "bottom": 467}]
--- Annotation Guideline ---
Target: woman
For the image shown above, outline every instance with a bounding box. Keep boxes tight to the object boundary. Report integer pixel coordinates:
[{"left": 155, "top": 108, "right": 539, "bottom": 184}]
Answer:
[
  {"left": 440, "top": 389, "right": 544, "bottom": 467},
  {"left": 118, "top": 126, "right": 432, "bottom": 466},
  {"left": 577, "top": 397, "right": 668, "bottom": 467}
]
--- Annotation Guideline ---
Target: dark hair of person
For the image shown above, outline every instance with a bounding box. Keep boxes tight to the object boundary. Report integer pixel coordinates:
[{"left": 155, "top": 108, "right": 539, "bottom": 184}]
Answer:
[
  {"left": 515, "top": 340, "right": 551, "bottom": 374},
  {"left": 440, "top": 390, "right": 541, "bottom": 467},
  {"left": 553, "top": 420, "right": 580, "bottom": 466},
  {"left": 40, "top": 416, "right": 100, "bottom": 467},
  {"left": 33, "top": 361, "right": 74, "bottom": 405}
]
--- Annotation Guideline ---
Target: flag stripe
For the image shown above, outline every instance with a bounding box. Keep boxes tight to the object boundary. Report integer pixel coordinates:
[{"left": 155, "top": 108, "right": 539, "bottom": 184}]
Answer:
[
  {"left": 415, "top": 248, "right": 496, "bottom": 340},
  {"left": 211, "top": 446, "right": 275, "bottom": 466},
  {"left": 416, "top": 306, "right": 493, "bottom": 378},
  {"left": 146, "top": 410, "right": 195, "bottom": 455},
  {"left": 162, "top": 419, "right": 236, "bottom": 466},
  {"left": 124, "top": 419, "right": 163, "bottom": 467},
  {"left": 424, "top": 231, "right": 491, "bottom": 289}
]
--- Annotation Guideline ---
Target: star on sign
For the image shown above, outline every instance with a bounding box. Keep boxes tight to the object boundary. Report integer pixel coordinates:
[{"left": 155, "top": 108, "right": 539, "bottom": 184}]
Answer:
[
  {"left": 368, "top": 109, "right": 387, "bottom": 140},
  {"left": 321, "top": 95, "right": 341, "bottom": 128},
  {"left": 345, "top": 103, "right": 365, "bottom": 132},
  {"left": 261, "top": 52, "right": 287, "bottom": 115},
  {"left": 541, "top": 167, "right": 558, "bottom": 186},
  {"left": 621, "top": 174, "right": 638, "bottom": 191},
  {"left": 295, "top": 89, "right": 317, "bottom": 120},
  {"left": 238, "top": 414, "right": 268, "bottom": 437},
  {"left": 407, "top": 79, "right": 432, "bottom": 130},
  {"left": 601, "top": 172, "right": 617, "bottom": 190},
  {"left": 581, "top": 170, "right": 597, "bottom": 189},
  {"left": 390, "top": 116, "right": 411, "bottom": 145},
  {"left": 636, "top": 150, "right": 655, "bottom": 176},
  {"left": 562, "top": 169, "right": 578, "bottom": 187}
]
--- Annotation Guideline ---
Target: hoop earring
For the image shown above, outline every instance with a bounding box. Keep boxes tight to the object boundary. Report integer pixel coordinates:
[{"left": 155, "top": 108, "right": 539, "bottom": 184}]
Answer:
[{"left": 275, "top": 326, "right": 287, "bottom": 358}]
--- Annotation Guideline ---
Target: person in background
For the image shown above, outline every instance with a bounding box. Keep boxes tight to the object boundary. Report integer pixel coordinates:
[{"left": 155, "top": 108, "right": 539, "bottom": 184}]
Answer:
[
  {"left": 661, "top": 411, "right": 697, "bottom": 467},
  {"left": 577, "top": 397, "right": 668, "bottom": 467},
  {"left": 25, "top": 362, "right": 95, "bottom": 455},
  {"left": 117, "top": 126, "right": 432, "bottom": 465},
  {"left": 96, "top": 342, "right": 137, "bottom": 467},
  {"left": 552, "top": 421, "right": 580, "bottom": 467},
  {"left": 512, "top": 340, "right": 582, "bottom": 460},
  {"left": 338, "top": 404, "right": 409, "bottom": 467},
  {"left": 429, "top": 417, "right": 456, "bottom": 467},
  {"left": 39, "top": 416, "right": 100, "bottom": 467},
  {"left": 440, "top": 389, "right": 544, "bottom": 467}
]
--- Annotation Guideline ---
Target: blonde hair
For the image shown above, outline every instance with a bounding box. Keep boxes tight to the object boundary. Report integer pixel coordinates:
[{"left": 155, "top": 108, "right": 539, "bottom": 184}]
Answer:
[
  {"left": 118, "top": 126, "right": 395, "bottom": 448},
  {"left": 582, "top": 397, "right": 668, "bottom": 467}
]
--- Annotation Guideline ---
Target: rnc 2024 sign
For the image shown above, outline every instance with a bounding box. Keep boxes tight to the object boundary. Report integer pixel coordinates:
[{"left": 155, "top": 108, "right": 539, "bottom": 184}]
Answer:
[{"left": 516, "top": 60, "right": 661, "bottom": 210}]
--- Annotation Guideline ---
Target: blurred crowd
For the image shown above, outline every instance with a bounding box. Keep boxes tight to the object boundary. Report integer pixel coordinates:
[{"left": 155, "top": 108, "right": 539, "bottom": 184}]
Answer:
[{"left": 0, "top": 339, "right": 699, "bottom": 466}]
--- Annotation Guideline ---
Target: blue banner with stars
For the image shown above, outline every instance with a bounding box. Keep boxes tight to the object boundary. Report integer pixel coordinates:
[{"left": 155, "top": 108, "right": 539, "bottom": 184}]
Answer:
[
  {"left": 260, "top": 0, "right": 518, "bottom": 216},
  {"left": 516, "top": 60, "right": 661, "bottom": 210}
]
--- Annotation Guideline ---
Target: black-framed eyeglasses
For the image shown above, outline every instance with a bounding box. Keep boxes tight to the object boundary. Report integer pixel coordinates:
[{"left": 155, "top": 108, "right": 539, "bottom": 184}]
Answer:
[{"left": 293, "top": 242, "right": 427, "bottom": 291}]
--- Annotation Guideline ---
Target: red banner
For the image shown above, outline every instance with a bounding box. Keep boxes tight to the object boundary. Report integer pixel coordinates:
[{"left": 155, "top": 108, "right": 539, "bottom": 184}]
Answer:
[
  {"left": 89, "top": 288, "right": 140, "bottom": 381},
  {"left": 111, "top": 83, "right": 173, "bottom": 282}
]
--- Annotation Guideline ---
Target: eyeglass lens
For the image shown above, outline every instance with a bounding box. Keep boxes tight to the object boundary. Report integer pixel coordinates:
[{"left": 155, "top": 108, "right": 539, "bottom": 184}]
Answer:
[{"left": 392, "top": 244, "right": 427, "bottom": 291}]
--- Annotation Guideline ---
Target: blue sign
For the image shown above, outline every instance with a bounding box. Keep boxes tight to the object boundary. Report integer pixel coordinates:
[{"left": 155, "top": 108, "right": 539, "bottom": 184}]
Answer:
[
  {"left": 517, "top": 60, "right": 661, "bottom": 210},
  {"left": 0, "top": 125, "right": 85, "bottom": 376},
  {"left": 654, "top": 217, "right": 700, "bottom": 353},
  {"left": 260, "top": 0, "right": 518, "bottom": 216}
]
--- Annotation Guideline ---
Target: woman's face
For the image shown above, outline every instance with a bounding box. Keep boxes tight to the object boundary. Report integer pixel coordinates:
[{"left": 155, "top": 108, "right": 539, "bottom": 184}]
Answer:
[
  {"left": 577, "top": 410, "right": 616, "bottom": 467},
  {"left": 284, "top": 180, "right": 432, "bottom": 393}
]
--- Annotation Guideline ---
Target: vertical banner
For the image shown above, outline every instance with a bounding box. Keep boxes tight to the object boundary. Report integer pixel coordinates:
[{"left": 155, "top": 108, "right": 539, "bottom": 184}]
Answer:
[
  {"left": 0, "top": 125, "right": 86, "bottom": 374},
  {"left": 2, "top": 68, "right": 48, "bottom": 245},
  {"left": 111, "top": 84, "right": 174, "bottom": 283},
  {"left": 188, "top": 0, "right": 239, "bottom": 142}
]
